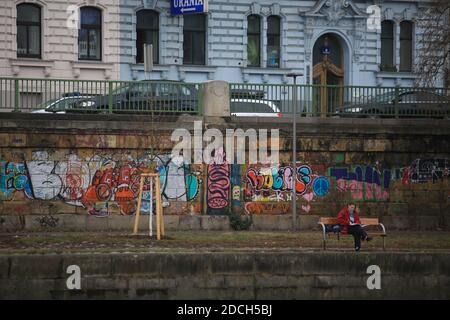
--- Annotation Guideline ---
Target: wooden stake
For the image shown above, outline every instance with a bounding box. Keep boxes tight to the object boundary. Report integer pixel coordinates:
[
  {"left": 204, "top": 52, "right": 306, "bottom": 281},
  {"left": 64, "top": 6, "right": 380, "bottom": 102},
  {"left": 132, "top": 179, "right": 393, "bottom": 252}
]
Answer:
[
  {"left": 133, "top": 175, "right": 145, "bottom": 235},
  {"left": 160, "top": 190, "right": 165, "bottom": 237},
  {"left": 155, "top": 175, "right": 161, "bottom": 240},
  {"left": 132, "top": 173, "right": 163, "bottom": 240},
  {"left": 157, "top": 177, "right": 165, "bottom": 237}
]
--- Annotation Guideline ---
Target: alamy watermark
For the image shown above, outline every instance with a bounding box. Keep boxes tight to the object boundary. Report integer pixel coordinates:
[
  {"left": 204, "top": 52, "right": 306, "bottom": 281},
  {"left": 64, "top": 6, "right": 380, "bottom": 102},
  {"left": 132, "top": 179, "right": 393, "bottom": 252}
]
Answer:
[
  {"left": 366, "top": 265, "right": 381, "bottom": 290},
  {"left": 66, "top": 265, "right": 81, "bottom": 290},
  {"left": 66, "top": 5, "right": 80, "bottom": 30},
  {"left": 171, "top": 121, "right": 280, "bottom": 165},
  {"left": 367, "top": 5, "right": 381, "bottom": 31}
]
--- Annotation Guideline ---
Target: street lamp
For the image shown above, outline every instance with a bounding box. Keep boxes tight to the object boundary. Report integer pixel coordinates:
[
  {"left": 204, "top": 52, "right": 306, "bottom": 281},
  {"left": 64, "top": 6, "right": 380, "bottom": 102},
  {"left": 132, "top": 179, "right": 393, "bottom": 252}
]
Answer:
[{"left": 286, "top": 72, "right": 303, "bottom": 231}]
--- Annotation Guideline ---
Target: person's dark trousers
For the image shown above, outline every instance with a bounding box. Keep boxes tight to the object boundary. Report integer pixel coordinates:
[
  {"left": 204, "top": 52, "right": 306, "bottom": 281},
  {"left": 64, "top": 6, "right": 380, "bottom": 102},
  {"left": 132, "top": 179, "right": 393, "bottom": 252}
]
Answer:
[{"left": 347, "top": 225, "right": 368, "bottom": 249}]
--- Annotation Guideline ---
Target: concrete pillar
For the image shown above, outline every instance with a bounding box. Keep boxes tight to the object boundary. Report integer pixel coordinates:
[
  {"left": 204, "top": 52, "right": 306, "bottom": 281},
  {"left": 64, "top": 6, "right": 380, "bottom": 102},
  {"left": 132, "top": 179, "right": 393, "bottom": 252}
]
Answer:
[{"left": 202, "top": 80, "right": 230, "bottom": 117}]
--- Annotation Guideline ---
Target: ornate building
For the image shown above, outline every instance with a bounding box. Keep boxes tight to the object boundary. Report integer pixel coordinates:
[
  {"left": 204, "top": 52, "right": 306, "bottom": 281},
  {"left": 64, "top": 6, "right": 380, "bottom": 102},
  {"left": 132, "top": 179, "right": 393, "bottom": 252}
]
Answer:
[{"left": 0, "top": 0, "right": 443, "bottom": 87}]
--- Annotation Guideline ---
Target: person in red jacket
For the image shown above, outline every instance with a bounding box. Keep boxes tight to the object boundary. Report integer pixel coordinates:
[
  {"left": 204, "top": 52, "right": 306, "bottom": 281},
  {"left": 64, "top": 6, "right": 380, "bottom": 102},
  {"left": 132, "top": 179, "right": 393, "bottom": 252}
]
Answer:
[{"left": 337, "top": 203, "right": 372, "bottom": 251}]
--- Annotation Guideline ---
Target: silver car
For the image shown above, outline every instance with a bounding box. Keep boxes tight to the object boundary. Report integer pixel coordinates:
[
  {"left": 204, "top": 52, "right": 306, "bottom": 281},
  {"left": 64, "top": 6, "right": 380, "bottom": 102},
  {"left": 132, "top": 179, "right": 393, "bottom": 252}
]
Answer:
[
  {"left": 32, "top": 95, "right": 92, "bottom": 114},
  {"left": 230, "top": 99, "right": 283, "bottom": 117}
]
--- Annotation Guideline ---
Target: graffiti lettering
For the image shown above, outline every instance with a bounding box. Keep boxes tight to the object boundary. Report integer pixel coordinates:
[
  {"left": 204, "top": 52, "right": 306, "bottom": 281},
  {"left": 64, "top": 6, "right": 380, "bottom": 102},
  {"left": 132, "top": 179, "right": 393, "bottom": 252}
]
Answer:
[
  {"left": 207, "top": 148, "right": 230, "bottom": 214},
  {"left": 0, "top": 161, "right": 32, "bottom": 200},
  {"left": 36, "top": 215, "right": 59, "bottom": 228},
  {"left": 329, "top": 166, "right": 390, "bottom": 201},
  {"left": 245, "top": 165, "right": 313, "bottom": 195}
]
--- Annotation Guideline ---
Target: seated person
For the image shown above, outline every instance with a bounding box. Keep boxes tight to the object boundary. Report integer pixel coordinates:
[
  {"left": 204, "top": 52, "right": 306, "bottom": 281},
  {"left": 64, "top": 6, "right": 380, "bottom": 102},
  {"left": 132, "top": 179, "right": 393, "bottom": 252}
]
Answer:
[{"left": 337, "top": 202, "right": 372, "bottom": 251}]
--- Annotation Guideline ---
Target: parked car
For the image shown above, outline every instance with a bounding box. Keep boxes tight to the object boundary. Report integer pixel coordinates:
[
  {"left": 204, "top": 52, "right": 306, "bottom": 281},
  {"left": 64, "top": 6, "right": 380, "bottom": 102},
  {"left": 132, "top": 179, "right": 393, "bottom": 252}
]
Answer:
[
  {"left": 230, "top": 99, "right": 283, "bottom": 117},
  {"left": 69, "top": 81, "right": 199, "bottom": 114},
  {"left": 32, "top": 93, "right": 92, "bottom": 113},
  {"left": 230, "top": 88, "right": 265, "bottom": 100},
  {"left": 336, "top": 90, "right": 450, "bottom": 118}
]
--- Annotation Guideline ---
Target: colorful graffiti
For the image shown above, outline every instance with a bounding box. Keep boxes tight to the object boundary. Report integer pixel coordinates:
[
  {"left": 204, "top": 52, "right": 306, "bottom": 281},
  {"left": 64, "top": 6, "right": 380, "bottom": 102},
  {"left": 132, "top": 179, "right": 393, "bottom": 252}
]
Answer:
[
  {"left": 1, "top": 154, "right": 449, "bottom": 216},
  {"left": 244, "top": 202, "right": 291, "bottom": 215},
  {"left": 0, "top": 161, "right": 32, "bottom": 200},
  {"left": 245, "top": 165, "right": 313, "bottom": 195},
  {"left": 312, "top": 176, "right": 330, "bottom": 197},
  {"left": 301, "top": 191, "right": 315, "bottom": 213},
  {"left": 243, "top": 164, "right": 322, "bottom": 214},
  {"left": 231, "top": 164, "right": 241, "bottom": 206},
  {"left": 157, "top": 155, "right": 200, "bottom": 204},
  {"left": 207, "top": 148, "right": 230, "bottom": 214},
  {"left": 1, "top": 153, "right": 201, "bottom": 217},
  {"left": 27, "top": 155, "right": 93, "bottom": 202},
  {"left": 81, "top": 160, "right": 150, "bottom": 216},
  {"left": 329, "top": 166, "right": 391, "bottom": 201}
]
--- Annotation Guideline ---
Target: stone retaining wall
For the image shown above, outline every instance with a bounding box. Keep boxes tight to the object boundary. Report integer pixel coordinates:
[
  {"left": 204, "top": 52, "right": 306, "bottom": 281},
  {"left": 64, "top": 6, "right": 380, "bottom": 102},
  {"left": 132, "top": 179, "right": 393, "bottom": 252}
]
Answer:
[
  {"left": 1, "top": 252, "right": 449, "bottom": 299},
  {"left": 0, "top": 114, "right": 449, "bottom": 231}
]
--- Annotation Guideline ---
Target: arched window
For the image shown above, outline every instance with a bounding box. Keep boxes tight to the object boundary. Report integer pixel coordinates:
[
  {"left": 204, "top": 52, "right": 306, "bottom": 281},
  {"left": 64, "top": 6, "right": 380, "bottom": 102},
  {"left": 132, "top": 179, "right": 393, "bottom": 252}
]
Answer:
[
  {"left": 78, "top": 7, "right": 102, "bottom": 61},
  {"left": 17, "top": 3, "right": 41, "bottom": 58},
  {"left": 380, "top": 20, "right": 394, "bottom": 70},
  {"left": 183, "top": 14, "right": 206, "bottom": 65},
  {"left": 267, "top": 16, "right": 280, "bottom": 68},
  {"left": 247, "top": 15, "right": 261, "bottom": 67},
  {"left": 400, "top": 21, "right": 413, "bottom": 72},
  {"left": 136, "top": 10, "right": 159, "bottom": 64}
]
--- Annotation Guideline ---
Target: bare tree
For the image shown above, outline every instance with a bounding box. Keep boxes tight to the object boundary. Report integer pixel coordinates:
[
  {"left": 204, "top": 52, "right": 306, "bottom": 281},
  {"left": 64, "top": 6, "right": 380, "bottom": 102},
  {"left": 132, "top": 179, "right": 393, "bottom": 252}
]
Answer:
[{"left": 415, "top": 0, "right": 450, "bottom": 88}]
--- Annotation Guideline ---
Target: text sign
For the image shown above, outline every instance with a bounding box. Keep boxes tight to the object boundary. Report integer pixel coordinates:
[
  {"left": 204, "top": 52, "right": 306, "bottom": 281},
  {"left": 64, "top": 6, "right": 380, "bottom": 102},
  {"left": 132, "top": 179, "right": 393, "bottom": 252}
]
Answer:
[
  {"left": 171, "top": 0, "right": 208, "bottom": 16},
  {"left": 321, "top": 45, "right": 331, "bottom": 55}
]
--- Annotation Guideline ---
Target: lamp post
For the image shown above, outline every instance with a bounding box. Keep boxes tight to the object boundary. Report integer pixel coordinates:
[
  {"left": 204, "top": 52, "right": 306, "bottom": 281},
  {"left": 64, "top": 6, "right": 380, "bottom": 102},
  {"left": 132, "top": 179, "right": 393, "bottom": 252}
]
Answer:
[{"left": 286, "top": 72, "right": 303, "bottom": 231}]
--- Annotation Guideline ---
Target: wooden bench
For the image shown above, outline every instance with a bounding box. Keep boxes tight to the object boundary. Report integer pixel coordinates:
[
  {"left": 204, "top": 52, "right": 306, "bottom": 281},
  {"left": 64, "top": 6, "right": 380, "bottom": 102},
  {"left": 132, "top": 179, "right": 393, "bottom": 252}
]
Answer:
[{"left": 318, "top": 217, "right": 387, "bottom": 250}]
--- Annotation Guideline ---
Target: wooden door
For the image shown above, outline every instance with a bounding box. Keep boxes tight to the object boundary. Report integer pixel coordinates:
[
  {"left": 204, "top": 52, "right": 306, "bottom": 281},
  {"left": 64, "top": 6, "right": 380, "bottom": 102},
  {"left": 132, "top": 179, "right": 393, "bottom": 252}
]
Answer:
[{"left": 312, "top": 57, "right": 344, "bottom": 117}]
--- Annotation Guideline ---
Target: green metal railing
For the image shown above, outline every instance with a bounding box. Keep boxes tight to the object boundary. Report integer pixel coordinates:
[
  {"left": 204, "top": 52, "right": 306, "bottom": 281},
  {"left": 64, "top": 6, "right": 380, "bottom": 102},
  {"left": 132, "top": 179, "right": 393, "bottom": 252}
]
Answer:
[
  {"left": 230, "top": 83, "right": 450, "bottom": 118},
  {"left": 0, "top": 77, "right": 203, "bottom": 115},
  {"left": 1, "top": 77, "right": 449, "bottom": 118}
]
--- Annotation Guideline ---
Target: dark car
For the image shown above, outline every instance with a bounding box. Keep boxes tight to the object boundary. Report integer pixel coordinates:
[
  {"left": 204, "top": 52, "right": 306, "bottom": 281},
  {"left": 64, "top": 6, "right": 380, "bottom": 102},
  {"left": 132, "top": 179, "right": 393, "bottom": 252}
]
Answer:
[
  {"left": 336, "top": 90, "right": 450, "bottom": 118},
  {"left": 32, "top": 93, "right": 93, "bottom": 114},
  {"left": 68, "top": 81, "right": 200, "bottom": 115}
]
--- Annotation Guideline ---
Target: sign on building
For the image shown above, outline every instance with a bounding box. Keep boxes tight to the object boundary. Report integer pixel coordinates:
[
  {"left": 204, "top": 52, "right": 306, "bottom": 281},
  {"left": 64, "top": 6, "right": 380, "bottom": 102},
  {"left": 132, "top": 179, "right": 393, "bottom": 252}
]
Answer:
[{"left": 170, "top": 0, "right": 208, "bottom": 16}]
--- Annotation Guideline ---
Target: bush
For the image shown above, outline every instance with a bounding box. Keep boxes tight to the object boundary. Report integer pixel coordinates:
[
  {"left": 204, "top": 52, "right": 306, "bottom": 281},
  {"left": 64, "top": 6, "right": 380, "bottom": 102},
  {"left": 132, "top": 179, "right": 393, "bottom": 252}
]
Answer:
[{"left": 228, "top": 211, "right": 253, "bottom": 231}]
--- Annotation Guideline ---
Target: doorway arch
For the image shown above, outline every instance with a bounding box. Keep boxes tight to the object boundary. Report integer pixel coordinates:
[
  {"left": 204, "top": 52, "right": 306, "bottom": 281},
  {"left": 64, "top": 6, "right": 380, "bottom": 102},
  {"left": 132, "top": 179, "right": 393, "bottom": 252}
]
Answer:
[{"left": 311, "top": 32, "right": 351, "bottom": 116}]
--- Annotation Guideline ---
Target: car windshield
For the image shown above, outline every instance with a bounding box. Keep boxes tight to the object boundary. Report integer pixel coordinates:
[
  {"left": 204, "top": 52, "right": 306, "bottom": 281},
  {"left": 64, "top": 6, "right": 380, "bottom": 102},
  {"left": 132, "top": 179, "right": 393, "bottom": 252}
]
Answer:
[
  {"left": 400, "top": 91, "right": 448, "bottom": 102},
  {"left": 369, "top": 92, "right": 398, "bottom": 103},
  {"left": 111, "top": 84, "right": 134, "bottom": 95},
  {"left": 111, "top": 82, "right": 197, "bottom": 98},
  {"left": 36, "top": 98, "right": 59, "bottom": 110},
  {"left": 46, "top": 97, "right": 79, "bottom": 112},
  {"left": 231, "top": 100, "right": 276, "bottom": 113}
]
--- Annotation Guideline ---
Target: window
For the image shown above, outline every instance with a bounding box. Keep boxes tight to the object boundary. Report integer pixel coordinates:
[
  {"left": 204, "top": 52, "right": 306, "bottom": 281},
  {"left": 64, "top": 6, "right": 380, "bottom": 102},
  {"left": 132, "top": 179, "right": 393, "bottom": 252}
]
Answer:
[
  {"left": 380, "top": 20, "right": 394, "bottom": 69},
  {"left": 136, "top": 10, "right": 159, "bottom": 64},
  {"left": 231, "top": 101, "right": 276, "bottom": 114},
  {"left": 78, "top": 7, "right": 102, "bottom": 61},
  {"left": 267, "top": 16, "right": 280, "bottom": 68},
  {"left": 17, "top": 3, "right": 41, "bottom": 58},
  {"left": 400, "top": 21, "right": 413, "bottom": 72},
  {"left": 183, "top": 14, "right": 206, "bottom": 65},
  {"left": 247, "top": 15, "right": 261, "bottom": 67}
]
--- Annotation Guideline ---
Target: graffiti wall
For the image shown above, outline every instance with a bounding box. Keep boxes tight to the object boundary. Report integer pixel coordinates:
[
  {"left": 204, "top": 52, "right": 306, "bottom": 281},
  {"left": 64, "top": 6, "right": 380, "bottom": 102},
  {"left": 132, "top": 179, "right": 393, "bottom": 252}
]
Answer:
[
  {"left": 0, "top": 150, "right": 449, "bottom": 217},
  {"left": 0, "top": 151, "right": 202, "bottom": 217}
]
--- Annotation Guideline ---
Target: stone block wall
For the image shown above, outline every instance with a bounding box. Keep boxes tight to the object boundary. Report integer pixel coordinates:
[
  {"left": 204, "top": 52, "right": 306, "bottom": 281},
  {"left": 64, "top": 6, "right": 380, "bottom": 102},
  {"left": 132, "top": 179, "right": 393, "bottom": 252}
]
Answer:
[
  {"left": 0, "top": 114, "right": 449, "bottom": 231},
  {"left": 1, "top": 252, "right": 449, "bottom": 299}
]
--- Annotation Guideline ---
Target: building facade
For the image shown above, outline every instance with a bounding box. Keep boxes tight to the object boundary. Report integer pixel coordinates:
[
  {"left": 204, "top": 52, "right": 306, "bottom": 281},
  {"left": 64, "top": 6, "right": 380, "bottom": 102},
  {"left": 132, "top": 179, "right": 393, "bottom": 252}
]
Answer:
[{"left": 0, "top": 0, "right": 443, "bottom": 87}]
